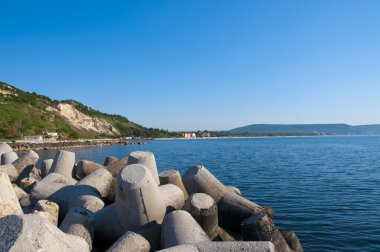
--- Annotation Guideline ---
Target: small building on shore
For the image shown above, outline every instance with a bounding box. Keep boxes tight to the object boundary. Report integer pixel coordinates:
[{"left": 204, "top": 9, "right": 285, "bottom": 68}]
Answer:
[
  {"left": 23, "top": 135, "right": 43, "bottom": 142},
  {"left": 179, "top": 132, "right": 197, "bottom": 138}
]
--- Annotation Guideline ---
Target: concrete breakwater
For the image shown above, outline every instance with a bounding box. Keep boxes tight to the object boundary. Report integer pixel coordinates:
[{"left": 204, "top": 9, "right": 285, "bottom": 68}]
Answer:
[
  {"left": 0, "top": 142, "right": 303, "bottom": 252},
  {"left": 7, "top": 139, "right": 146, "bottom": 151}
]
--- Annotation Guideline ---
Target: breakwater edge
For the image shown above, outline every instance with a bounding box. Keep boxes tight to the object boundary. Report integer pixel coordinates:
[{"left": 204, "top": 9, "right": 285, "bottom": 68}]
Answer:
[{"left": 7, "top": 139, "right": 146, "bottom": 151}]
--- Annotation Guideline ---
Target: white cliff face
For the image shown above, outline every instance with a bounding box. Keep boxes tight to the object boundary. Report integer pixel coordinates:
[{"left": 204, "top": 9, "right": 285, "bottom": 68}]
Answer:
[{"left": 46, "top": 103, "right": 120, "bottom": 137}]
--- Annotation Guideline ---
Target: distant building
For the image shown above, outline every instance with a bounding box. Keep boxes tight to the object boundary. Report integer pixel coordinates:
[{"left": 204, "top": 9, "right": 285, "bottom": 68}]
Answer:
[
  {"left": 23, "top": 135, "right": 43, "bottom": 142},
  {"left": 179, "top": 132, "right": 197, "bottom": 138},
  {"left": 200, "top": 130, "right": 210, "bottom": 138}
]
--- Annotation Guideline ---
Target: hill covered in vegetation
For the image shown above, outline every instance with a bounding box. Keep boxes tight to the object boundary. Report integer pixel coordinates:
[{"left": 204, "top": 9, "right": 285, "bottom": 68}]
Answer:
[
  {"left": 0, "top": 81, "right": 174, "bottom": 139},
  {"left": 229, "top": 124, "right": 380, "bottom": 136}
]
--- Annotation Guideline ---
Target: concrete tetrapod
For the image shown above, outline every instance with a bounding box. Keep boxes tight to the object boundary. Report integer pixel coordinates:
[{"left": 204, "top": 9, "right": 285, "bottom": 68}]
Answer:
[
  {"left": 0, "top": 214, "right": 89, "bottom": 252},
  {"left": 41, "top": 159, "right": 54, "bottom": 178},
  {"left": 116, "top": 164, "right": 166, "bottom": 229},
  {"left": 0, "top": 142, "right": 13, "bottom": 157},
  {"left": 49, "top": 150, "right": 76, "bottom": 179},
  {"left": 30, "top": 182, "right": 104, "bottom": 218},
  {"left": 241, "top": 213, "right": 292, "bottom": 252},
  {"left": 42, "top": 172, "right": 77, "bottom": 185},
  {"left": 33, "top": 200, "right": 59, "bottom": 226},
  {"left": 77, "top": 167, "right": 113, "bottom": 198},
  {"left": 104, "top": 156, "right": 119, "bottom": 166},
  {"left": 76, "top": 160, "right": 105, "bottom": 179},
  {"left": 183, "top": 193, "right": 218, "bottom": 239},
  {"left": 0, "top": 172, "right": 23, "bottom": 217},
  {"left": 161, "top": 210, "right": 210, "bottom": 249},
  {"left": 1, "top": 151, "right": 18, "bottom": 165},
  {"left": 60, "top": 207, "right": 95, "bottom": 251},
  {"left": 157, "top": 241, "right": 276, "bottom": 252},
  {"left": 12, "top": 150, "right": 39, "bottom": 174},
  {"left": 159, "top": 184, "right": 185, "bottom": 213},
  {"left": 281, "top": 230, "right": 304, "bottom": 252},
  {"left": 94, "top": 164, "right": 166, "bottom": 245},
  {"left": 182, "top": 165, "right": 227, "bottom": 202},
  {"left": 159, "top": 169, "right": 189, "bottom": 199},
  {"left": 127, "top": 151, "right": 160, "bottom": 185},
  {"left": 106, "top": 231, "right": 150, "bottom": 252},
  {"left": 182, "top": 165, "right": 265, "bottom": 231}
]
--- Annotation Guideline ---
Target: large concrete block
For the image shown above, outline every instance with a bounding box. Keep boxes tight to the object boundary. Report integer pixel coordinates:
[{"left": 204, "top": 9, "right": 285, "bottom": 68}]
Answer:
[
  {"left": 42, "top": 172, "right": 77, "bottom": 185},
  {"left": 107, "top": 157, "right": 129, "bottom": 177},
  {"left": 76, "top": 160, "right": 105, "bottom": 179},
  {"left": 1, "top": 151, "right": 18, "bottom": 165},
  {"left": 12, "top": 150, "right": 39, "bottom": 174},
  {"left": 159, "top": 184, "right": 185, "bottom": 213},
  {"left": 49, "top": 150, "right": 75, "bottom": 179},
  {"left": 127, "top": 151, "right": 160, "bottom": 185},
  {"left": 281, "top": 230, "right": 304, "bottom": 252},
  {"left": 30, "top": 182, "right": 104, "bottom": 218},
  {"left": 161, "top": 210, "right": 210, "bottom": 249},
  {"left": 104, "top": 156, "right": 119, "bottom": 166},
  {"left": 183, "top": 193, "right": 218, "bottom": 239},
  {"left": 159, "top": 169, "right": 189, "bottom": 199},
  {"left": 60, "top": 207, "right": 95, "bottom": 251},
  {"left": 0, "top": 172, "right": 23, "bottom": 217},
  {"left": 33, "top": 200, "right": 59, "bottom": 226},
  {"left": 0, "top": 214, "right": 89, "bottom": 252},
  {"left": 116, "top": 164, "right": 166, "bottom": 230},
  {"left": 0, "top": 164, "right": 19, "bottom": 182},
  {"left": 241, "top": 213, "right": 292, "bottom": 252},
  {"left": 218, "top": 191, "right": 264, "bottom": 231},
  {"left": 182, "top": 165, "right": 227, "bottom": 202},
  {"left": 106, "top": 231, "right": 150, "bottom": 252},
  {"left": 41, "top": 159, "right": 54, "bottom": 178},
  {"left": 157, "top": 241, "right": 275, "bottom": 252},
  {"left": 0, "top": 142, "right": 13, "bottom": 156},
  {"left": 77, "top": 167, "right": 113, "bottom": 198}
]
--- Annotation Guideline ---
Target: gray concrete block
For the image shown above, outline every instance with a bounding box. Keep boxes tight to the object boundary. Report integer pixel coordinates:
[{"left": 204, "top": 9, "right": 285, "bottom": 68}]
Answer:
[
  {"left": 127, "top": 151, "right": 160, "bottom": 185},
  {"left": 115, "top": 164, "right": 166, "bottom": 230},
  {"left": 226, "top": 186, "right": 241, "bottom": 196},
  {"left": 0, "top": 142, "right": 13, "bottom": 156},
  {"left": 159, "top": 169, "right": 189, "bottom": 199},
  {"left": 281, "top": 230, "right": 304, "bottom": 252},
  {"left": 0, "top": 214, "right": 89, "bottom": 252},
  {"left": 19, "top": 177, "right": 38, "bottom": 193},
  {"left": 0, "top": 172, "right": 23, "bottom": 217},
  {"left": 218, "top": 191, "right": 264, "bottom": 231},
  {"left": 104, "top": 156, "right": 119, "bottom": 166},
  {"left": 106, "top": 231, "right": 150, "bottom": 252},
  {"left": 183, "top": 193, "right": 218, "bottom": 239},
  {"left": 41, "top": 159, "right": 54, "bottom": 178},
  {"left": 12, "top": 150, "right": 39, "bottom": 174},
  {"left": 34, "top": 200, "right": 59, "bottom": 226},
  {"left": 42, "top": 172, "right": 77, "bottom": 185},
  {"left": 161, "top": 210, "right": 210, "bottom": 249},
  {"left": 60, "top": 207, "right": 95, "bottom": 251},
  {"left": 0, "top": 164, "right": 19, "bottom": 182},
  {"left": 241, "top": 214, "right": 292, "bottom": 252},
  {"left": 106, "top": 157, "right": 129, "bottom": 177},
  {"left": 77, "top": 167, "right": 113, "bottom": 198},
  {"left": 49, "top": 150, "right": 75, "bottom": 179},
  {"left": 1, "top": 151, "right": 18, "bottom": 165},
  {"left": 196, "top": 241, "right": 276, "bottom": 252},
  {"left": 159, "top": 184, "right": 185, "bottom": 213},
  {"left": 182, "top": 165, "right": 227, "bottom": 202},
  {"left": 156, "top": 244, "right": 198, "bottom": 252},
  {"left": 76, "top": 160, "right": 105, "bottom": 179}
]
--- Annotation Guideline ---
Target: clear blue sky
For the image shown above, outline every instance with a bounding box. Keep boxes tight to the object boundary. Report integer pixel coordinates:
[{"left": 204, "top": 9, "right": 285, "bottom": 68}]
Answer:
[{"left": 1, "top": 1, "right": 379, "bottom": 131}]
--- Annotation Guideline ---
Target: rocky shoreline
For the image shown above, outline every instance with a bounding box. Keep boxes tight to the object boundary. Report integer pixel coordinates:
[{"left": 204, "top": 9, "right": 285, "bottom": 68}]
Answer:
[
  {"left": 7, "top": 139, "right": 146, "bottom": 151},
  {"left": 0, "top": 142, "right": 303, "bottom": 252}
]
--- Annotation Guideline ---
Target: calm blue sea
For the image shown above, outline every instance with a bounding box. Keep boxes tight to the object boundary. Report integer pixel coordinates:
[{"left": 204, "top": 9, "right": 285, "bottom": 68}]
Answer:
[{"left": 37, "top": 136, "right": 380, "bottom": 251}]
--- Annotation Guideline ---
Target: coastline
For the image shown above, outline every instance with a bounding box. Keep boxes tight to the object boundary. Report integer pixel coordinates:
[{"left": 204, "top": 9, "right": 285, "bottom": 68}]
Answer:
[{"left": 7, "top": 138, "right": 146, "bottom": 151}]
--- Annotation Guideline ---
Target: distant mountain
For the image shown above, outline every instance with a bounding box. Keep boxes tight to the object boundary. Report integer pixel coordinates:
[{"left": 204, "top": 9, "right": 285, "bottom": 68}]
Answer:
[
  {"left": 229, "top": 124, "right": 380, "bottom": 136},
  {"left": 0, "top": 81, "right": 174, "bottom": 139}
]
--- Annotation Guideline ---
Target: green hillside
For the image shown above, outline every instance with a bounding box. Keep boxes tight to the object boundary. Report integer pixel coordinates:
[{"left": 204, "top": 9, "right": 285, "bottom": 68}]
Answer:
[
  {"left": 0, "top": 81, "right": 174, "bottom": 139},
  {"left": 229, "top": 124, "right": 380, "bottom": 136}
]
